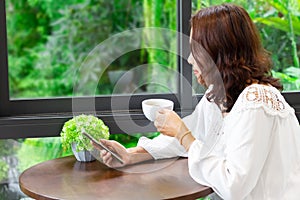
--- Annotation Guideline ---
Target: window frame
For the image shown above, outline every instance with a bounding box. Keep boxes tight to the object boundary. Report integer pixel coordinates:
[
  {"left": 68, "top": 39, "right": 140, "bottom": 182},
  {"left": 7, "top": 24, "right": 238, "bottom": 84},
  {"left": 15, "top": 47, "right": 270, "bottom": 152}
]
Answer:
[
  {"left": 283, "top": 92, "right": 300, "bottom": 121},
  {"left": 0, "top": 0, "right": 193, "bottom": 139}
]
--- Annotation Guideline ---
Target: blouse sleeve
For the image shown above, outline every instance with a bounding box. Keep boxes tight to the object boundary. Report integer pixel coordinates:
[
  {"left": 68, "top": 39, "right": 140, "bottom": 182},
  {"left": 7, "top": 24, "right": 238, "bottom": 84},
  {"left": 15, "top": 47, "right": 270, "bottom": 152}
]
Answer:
[
  {"left": 188, "top": 108, "right": 275, "bottom": 200},
  {"left": 137, "top": 97, "right": 207, "bottom": 160}
]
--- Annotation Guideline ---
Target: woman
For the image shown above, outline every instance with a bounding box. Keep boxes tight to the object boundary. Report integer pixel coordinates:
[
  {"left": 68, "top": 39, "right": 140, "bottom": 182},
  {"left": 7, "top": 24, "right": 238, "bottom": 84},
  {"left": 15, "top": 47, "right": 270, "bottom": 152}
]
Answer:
[{"left": 98, "top": 3, "right": 300, "bottom": 199}]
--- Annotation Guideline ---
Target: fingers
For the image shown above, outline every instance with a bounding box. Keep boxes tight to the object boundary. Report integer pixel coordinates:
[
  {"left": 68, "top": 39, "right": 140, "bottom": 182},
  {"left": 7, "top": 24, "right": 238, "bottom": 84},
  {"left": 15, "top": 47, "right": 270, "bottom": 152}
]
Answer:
[
  {"left": 97, "top": 140, "right": 113, "bottom": 164},
  {"left": 154, "top": 110, "right": 184, "bottom": 137},
  {"left": 157, "top": 108, "right": 168, "bottom": 114},
  {"left": 98, "top": 140, "right": 125, "bottom": 167},
  {"left": 155, "top": 109, "right": 171, "bottom": 129},
  {"left": 99, "top": 139, "right": 110, "bottom": 146},
  {"left": 100, "top": 149, "right": 117, "bottom": 165},
  {"left": 92, "top": 139, "right": 111, "bottom": 153}
]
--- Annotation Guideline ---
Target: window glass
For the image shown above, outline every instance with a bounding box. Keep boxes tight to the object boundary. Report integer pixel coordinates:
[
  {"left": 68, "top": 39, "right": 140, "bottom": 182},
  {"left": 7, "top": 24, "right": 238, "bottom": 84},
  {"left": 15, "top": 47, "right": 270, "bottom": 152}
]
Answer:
[
  {"left": 192, "top": 0, "right": 300, "bottom": 93},
  {"left": 0, "top": 132, "right": 159, "bottom": 198},
  {"left": 0, "top": 138, "right": 68, "bottom": 199},
  {"left": 6, "top": 0, "right": 177, "bottom": 99}
]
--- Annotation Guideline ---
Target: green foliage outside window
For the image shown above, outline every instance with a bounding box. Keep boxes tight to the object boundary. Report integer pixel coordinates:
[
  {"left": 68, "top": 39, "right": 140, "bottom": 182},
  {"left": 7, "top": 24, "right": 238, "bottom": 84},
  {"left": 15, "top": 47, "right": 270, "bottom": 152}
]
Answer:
[
  {"left": 0, "top": 161, "right": 8, "bottom": 183},
  {"left": 253, "top": 0, "right": 300, "bottom": 90},
  {"left": 192, "top": 0, "right": 300, "bottom": 90},
  {"left": 6, "top": 0, "right": 177, "bottom": 98},
  {"left": 7, "top": 0, "right": 299, "bottom": 96}
]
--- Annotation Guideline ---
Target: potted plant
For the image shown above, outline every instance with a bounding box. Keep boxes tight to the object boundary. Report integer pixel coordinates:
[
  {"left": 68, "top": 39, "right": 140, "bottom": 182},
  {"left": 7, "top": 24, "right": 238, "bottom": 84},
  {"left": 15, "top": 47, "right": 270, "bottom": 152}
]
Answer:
[{"left": 60, "top": 114, "right": 110, "bottom": 162}]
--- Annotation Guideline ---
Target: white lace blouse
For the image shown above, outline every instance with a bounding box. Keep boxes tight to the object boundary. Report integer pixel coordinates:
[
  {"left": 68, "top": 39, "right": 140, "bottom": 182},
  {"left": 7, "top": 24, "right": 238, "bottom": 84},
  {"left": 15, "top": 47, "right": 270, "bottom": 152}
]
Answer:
[{"left": 137, "top": 84, "right": 300, "bottom": 200}]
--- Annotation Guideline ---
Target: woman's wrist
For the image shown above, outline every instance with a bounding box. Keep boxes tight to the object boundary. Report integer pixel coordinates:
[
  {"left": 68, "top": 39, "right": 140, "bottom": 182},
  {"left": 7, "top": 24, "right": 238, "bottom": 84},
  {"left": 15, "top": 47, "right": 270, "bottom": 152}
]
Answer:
[
  {"left": 175, "top": 123, "right": 189, "bottom": 139},
  {"left": 176, "top": 130, "right": 195, "bottom": 151},
  {"left": 180, "top": 132, "right": 195, "bottom": 151},
  {"left": 126, "top": 146, "right": 154, "bottom": 165}
]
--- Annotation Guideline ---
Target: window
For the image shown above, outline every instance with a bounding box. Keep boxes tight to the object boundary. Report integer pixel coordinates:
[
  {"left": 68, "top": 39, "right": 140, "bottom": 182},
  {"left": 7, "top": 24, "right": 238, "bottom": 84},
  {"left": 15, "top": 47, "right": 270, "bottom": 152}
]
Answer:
[
  {"left": 0, "top": 0, "right": 194, "bottom": 138},
  {"left": 0, "top": 0, "right": 299, "bottom": 140}
]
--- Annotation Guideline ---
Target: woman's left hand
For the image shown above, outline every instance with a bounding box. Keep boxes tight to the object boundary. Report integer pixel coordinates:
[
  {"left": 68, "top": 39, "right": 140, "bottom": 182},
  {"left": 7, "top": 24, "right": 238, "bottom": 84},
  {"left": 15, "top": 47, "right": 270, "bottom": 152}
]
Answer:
[{"left": 154, "top": 109, "right": 189, "bottom": 138}]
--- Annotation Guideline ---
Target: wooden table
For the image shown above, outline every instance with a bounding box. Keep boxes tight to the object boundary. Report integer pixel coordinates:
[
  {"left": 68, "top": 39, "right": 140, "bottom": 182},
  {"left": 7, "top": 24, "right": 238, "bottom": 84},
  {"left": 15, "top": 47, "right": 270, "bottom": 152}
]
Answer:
[{"left": 19, "top": 156, "right": 213, "bottom": 200}]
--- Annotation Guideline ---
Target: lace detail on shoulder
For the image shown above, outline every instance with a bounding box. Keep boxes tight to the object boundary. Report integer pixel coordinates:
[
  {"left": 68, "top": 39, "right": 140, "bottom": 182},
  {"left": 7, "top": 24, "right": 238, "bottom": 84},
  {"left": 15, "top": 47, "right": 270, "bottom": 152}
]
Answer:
[
  {"left": 231, "top": 84, "right": 294, "bottom": 117},
  {"left": 245, "top": 85, "right": 285, "bottom": 111}
]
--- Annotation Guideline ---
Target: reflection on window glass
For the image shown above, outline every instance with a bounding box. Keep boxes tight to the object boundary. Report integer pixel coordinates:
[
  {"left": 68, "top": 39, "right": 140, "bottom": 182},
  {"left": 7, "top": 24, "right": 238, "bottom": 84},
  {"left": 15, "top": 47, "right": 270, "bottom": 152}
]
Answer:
[
  {"left": 0, "top": 138, "right": 70, "bottom": 199},
  {"left": 6, "top": 0, "right": 177, "bottom": 99},
  {"left": 192, "top": 0, "right": 300, "bottom": 93},
  {"left": 0, "top": 132, "right": 159, "bottom": 198}
]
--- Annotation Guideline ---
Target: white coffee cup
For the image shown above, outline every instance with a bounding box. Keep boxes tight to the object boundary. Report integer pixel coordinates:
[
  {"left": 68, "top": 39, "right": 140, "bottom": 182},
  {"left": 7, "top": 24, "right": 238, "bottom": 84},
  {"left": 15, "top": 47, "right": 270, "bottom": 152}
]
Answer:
[{"left": 142, "top": 99, "right": 174, "bottom": 121}]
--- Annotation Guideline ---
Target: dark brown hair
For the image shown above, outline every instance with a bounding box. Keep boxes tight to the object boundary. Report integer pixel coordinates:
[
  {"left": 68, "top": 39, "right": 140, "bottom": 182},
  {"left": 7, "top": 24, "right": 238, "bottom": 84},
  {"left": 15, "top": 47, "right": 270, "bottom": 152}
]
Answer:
[{"left": 190, "top": 3, "right": 283, "bottom": 112}]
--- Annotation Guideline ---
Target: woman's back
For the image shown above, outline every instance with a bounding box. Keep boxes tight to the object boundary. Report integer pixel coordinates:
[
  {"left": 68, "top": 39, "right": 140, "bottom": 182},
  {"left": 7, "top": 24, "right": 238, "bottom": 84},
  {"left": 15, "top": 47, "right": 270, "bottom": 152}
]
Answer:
[{"left": 223, "top": 84, "right": 300, "bottom": 199}]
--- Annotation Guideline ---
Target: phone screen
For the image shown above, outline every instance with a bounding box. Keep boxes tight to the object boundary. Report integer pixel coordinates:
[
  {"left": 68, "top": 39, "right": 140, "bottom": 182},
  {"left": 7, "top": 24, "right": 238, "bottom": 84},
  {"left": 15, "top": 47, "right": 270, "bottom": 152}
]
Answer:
[{"left": 82, "top": 132, "right": 124, "bottom": 164}]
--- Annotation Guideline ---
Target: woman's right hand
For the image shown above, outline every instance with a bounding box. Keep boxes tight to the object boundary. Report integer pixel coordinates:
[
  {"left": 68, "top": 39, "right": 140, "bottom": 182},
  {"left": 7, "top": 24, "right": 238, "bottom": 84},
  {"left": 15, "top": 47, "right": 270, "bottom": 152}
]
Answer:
[{"left": 95, "top": 139, "right": 130, "bottom": 168}]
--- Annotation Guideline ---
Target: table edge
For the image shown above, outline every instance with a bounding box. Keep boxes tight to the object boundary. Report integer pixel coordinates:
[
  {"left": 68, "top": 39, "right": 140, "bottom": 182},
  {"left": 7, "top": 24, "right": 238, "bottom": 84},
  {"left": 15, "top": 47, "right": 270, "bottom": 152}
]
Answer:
[{"left": 19, "top": 156, "right": 213, "bottom": 200}]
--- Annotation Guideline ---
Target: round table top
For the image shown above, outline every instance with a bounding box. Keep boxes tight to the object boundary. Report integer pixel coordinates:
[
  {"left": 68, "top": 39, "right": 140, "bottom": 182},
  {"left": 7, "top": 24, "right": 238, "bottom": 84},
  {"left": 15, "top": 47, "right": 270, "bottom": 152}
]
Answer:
[{"left": 19, "top": 156, "right": 213, "bottom": 200}]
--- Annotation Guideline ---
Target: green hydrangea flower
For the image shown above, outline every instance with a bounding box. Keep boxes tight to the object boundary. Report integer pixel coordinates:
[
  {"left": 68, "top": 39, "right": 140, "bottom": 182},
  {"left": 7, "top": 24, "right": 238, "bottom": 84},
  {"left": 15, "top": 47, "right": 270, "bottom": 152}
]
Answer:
[{"left": 60, "top": 114, "right": 109, "bottom": 151}]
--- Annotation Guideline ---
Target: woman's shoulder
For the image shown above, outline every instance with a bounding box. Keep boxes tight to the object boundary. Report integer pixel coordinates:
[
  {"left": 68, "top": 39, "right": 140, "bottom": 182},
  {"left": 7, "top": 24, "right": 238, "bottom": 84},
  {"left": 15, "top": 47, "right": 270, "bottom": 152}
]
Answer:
[{"left": 231, "top": 84, "right": 295, "bottom": 117}]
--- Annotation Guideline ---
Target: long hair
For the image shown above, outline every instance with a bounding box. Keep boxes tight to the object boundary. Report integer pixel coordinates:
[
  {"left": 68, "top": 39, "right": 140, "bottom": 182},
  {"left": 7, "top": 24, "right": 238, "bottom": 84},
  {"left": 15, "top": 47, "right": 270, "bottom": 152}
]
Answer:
[{"left": 190, "top": 3, "right": 283, "bottom": 112}]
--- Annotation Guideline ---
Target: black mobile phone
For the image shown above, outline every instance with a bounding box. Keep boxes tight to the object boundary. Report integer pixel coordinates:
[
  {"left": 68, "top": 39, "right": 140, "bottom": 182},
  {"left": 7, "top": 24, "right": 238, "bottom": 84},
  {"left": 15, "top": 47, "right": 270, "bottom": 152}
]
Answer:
[{"left": 82, "top": 132, "right": 124, "bottom": 164}]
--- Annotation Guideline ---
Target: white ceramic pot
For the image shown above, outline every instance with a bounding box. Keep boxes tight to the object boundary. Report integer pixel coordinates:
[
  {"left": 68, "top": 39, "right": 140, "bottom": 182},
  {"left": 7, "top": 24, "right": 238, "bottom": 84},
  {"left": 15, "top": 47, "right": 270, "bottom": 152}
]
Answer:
[{"left": 71, "top": 143, "right": 95, "bottom": 162}]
